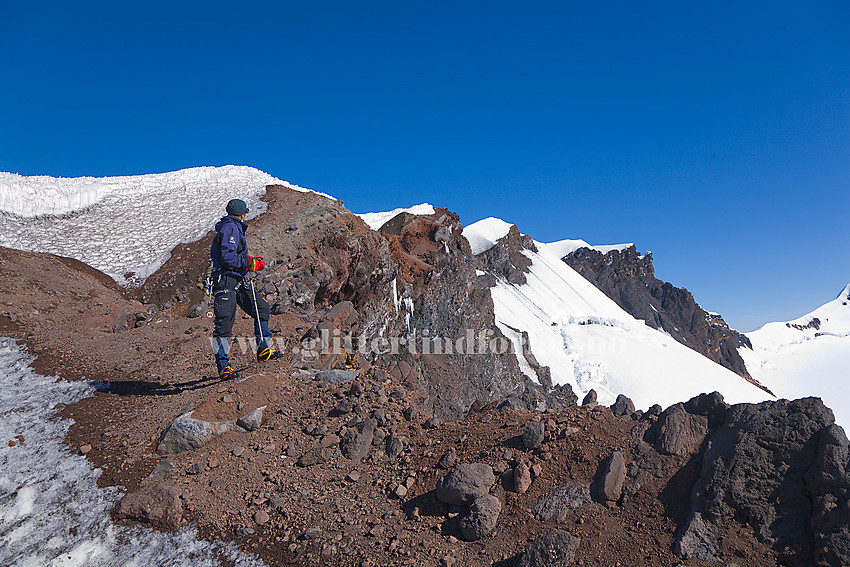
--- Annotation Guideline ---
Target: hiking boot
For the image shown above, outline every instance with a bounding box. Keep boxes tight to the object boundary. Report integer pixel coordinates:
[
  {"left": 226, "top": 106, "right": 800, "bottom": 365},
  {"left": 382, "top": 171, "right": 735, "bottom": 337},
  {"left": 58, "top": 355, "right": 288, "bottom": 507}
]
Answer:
[
  {"left": 257, "top": 345, "right": 283, "bottom": 362},
  {"left": 219, "top": 365, "right": 238, "bottom": 380}
]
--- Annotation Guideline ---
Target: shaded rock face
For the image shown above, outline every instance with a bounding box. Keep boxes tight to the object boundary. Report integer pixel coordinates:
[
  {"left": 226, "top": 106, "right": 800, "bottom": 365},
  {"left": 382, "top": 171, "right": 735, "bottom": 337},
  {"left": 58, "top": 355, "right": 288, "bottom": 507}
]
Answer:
[
  {"left": 369, "top": 209, "right": 562, "bottom": 420},
  {"left": 562, "top": 245, "right": 753, "bottom": 378},
  {"left": 668, "top": 395, "right": 850, "bottom": 566},
  {"left": 474, "top": 224, "right": 537, "bottom": 285}
]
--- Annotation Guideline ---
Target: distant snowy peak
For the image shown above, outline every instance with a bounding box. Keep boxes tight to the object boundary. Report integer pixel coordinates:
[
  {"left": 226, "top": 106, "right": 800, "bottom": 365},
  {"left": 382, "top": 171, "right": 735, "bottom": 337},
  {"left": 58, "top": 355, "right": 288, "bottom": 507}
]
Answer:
[
  {"left": 463, "top": 217, "right": 515, "bottom": 255},
  {"left": 356, "top": 203, "right": 436, "bottom": 230},
  {"left": 0, "top": 165, "right": 329, "bottom": 286},
  {"left": 747, "top": 282, "right": 850, "bottom": 348},
  {"left": 739, "top": 282, "right": 850, "bottom": 430},
  {"left": 539, "top": 238, "right": 634, "bottom": 259},
  {"left": 464, "top": 217, "right": 631, "bottom": 257}
]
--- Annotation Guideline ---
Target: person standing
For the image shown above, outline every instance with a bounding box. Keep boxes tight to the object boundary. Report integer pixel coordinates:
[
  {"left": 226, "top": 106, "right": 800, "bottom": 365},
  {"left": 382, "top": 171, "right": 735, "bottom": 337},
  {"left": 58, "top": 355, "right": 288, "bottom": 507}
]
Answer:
[{"left": 210, "top": 198, "right": 280, "bottom": 379}]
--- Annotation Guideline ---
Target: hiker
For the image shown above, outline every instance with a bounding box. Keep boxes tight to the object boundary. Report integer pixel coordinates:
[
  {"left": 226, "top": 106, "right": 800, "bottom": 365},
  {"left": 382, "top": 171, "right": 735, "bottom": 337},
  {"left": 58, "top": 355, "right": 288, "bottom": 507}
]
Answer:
[{"left": 210, "top": 198, "right": 281, "bottom": 379}]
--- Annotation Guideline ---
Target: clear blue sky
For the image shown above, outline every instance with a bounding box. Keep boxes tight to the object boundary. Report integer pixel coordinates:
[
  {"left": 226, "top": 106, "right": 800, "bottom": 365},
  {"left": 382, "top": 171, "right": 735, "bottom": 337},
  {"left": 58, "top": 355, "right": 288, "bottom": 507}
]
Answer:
[{"left": 1, "top": 1, "right": 848, "bottom": 331}]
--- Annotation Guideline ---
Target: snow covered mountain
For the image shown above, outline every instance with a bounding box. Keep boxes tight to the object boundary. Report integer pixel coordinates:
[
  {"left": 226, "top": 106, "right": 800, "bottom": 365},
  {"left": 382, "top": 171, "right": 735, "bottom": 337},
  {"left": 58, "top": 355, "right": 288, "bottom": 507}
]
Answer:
[
  {"left": 463, "top": 218, "right": 773, "bottom": 412},
  {"left": 0, "top": 166, "right": 319, "bottom": 285},
  {"left": 740, "top": 284, "right": 850, "bottom": 430}
]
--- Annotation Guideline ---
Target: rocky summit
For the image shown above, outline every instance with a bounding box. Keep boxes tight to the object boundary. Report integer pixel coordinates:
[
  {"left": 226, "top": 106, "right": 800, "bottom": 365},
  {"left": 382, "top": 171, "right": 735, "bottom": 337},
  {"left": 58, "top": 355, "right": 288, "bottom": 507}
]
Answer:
[{"left": 1, "top": 183, "right": 848, "bottom": 566}]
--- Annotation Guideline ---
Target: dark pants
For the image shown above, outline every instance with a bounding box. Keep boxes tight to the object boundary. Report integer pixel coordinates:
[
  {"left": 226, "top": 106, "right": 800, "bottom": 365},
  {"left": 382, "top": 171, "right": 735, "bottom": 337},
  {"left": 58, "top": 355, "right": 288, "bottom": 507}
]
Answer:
[{"left": 212, "top": 273, "right": 272, "bottom": 372}]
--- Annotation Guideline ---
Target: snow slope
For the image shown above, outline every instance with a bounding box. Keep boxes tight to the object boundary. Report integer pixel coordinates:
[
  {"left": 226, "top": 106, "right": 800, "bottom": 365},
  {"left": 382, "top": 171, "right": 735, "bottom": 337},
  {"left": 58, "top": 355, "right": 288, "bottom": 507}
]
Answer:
[
  {"left": 740, "top": 284, "right": 850, "bottom": 429},
  {"left": 465, "top": 220, "right": 772, "bottom": 411},
  {"left": 356, "top": 203, "right": 436, "bottom": 230},
  {"left": 0, "top": 338, "right": 265, "bottom": 566},
  {"left": 463, "top": 217, "right": 633, "bottom": 257},
  {"left": 0, "top": 166, "right": 327, "bottom": 286}
]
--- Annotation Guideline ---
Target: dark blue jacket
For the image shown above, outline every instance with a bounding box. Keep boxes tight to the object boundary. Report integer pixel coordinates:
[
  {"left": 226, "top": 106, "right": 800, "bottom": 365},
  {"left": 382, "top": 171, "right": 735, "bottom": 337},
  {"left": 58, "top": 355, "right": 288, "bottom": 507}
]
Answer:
[{"left": 211, "top": 215, "right": 248, "bottom": 275}]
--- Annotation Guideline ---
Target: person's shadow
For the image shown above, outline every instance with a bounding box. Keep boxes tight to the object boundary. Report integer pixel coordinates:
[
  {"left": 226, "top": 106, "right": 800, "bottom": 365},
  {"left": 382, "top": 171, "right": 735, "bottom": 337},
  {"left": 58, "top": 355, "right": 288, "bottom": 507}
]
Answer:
[{"left": 91, "top": 365, "right": 250, "bottom": 396}]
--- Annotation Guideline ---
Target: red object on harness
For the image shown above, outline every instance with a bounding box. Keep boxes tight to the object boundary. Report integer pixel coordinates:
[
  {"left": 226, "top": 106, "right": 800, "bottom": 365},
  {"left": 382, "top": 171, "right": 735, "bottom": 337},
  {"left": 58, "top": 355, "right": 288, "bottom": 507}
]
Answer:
[{"left": 247, "top": 256, "right": 265, "bottom": 272}]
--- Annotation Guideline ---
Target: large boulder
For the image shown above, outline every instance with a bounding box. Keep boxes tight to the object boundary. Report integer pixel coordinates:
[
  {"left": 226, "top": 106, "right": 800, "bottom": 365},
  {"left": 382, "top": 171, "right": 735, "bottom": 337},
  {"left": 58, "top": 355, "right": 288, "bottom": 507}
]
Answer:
[
  {"left": 340, "top": 418, "right": 377, "bottom": 460},
  {"left": 514, "top": 461, "right": 532, "bottom": 494},
  {"left": 236, "top": 406, "right": 266, "bottom": 432},
  {"left": 610, "top": 394, "right": 635, "bottom": 417},
  {"left": 116, "top": 482, "right": 183, "bottom": 529},
  {"left": 157, "top": 412, "right": 236, "bottom": 455},
  {"left": 514, "top": 530, "right": 581, "bottom": 567},
  {"left": 459, "top": 494, "right": 502, "bottom": 541},
  {"left": 654, "top": 403, "right": 707, "bottom": 457},
  {"left": 523, "top": 421, "right": 545, "bottom": 450},
  {"left": 435, "top": 463, "right": 495, "bottom": 506},
  {"left": 592, "top": 451, "right": 626, "bottom": 504}
]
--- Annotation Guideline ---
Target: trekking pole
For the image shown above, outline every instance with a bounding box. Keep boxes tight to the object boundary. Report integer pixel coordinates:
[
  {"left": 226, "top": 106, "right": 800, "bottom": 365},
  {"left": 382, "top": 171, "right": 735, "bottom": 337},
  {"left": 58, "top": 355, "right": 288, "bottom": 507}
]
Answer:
[
  {"left": 249, "top": 272, "right": 265, "bottom": 351},
  {"left": 205, "top": 275, "right": 214, "bottom": 318}
]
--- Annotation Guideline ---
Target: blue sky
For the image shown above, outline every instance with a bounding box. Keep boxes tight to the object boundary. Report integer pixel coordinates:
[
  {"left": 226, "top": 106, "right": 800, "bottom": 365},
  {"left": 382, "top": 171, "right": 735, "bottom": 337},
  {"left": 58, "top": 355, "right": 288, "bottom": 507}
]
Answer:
[{"left": 1, "top": 1, "right": 848, "bottom": 331}]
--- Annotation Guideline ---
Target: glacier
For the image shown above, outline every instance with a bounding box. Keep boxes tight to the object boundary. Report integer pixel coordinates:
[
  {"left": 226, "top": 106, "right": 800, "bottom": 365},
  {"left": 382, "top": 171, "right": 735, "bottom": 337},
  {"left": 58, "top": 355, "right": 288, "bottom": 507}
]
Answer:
[{"left": 0, "top": 166, "right": 322, "bottom": 286}]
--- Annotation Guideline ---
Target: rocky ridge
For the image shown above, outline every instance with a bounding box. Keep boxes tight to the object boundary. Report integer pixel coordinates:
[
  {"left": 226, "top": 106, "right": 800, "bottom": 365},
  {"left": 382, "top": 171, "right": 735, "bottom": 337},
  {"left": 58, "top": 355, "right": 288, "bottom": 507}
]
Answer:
[
  {"left": 562, "top": 245, "right": 758, "bottom": 382},
  {"left": 0, "top": 185, "right": 848, "bottom": 566}
]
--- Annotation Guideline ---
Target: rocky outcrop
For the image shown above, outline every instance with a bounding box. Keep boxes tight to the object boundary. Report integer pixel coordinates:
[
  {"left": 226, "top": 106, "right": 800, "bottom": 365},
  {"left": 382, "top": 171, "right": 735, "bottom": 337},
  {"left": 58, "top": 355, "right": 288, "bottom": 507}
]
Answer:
[
  {"left": 653, "top": 403, "right": 707, "bottom": 456},
  {"left": 663, "top": 395, "right": 850, "bottom": 566},
  {"left": 474, "top": 224, "right": 536, "bottom": 285},
  {"left": 562, "top": 245, "right": 753, "bottom": 378},
  {"left": 610, "top": 394, "right": 635, "bottom": 417}
]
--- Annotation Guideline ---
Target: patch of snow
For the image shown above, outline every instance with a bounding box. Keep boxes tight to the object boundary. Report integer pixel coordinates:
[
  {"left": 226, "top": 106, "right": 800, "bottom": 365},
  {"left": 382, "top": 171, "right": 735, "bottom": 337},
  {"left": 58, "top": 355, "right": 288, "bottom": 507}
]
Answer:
[
  {"left": 740, "top": 283, "right": 850, "bottom": 430},
  {"left": 489, "top": 242, "right": 772, "bottom": 410},
  {"left": 0, "top": 338, "right": 265, "bottom": 567},
  {"left": 0, "top": 166, "right": 330, "bottom": 287},
  {"left": 356, "top": 203, "right": 436, "bottom": 230},
  {"left": 463, "top": 217, "right": 515, "bottom": 255},
  {"left": 537, "top": 239, "right": 633, "bottom": 259},
  {"left": 495, "top": 323, "right": 538, "bottom": 383}
]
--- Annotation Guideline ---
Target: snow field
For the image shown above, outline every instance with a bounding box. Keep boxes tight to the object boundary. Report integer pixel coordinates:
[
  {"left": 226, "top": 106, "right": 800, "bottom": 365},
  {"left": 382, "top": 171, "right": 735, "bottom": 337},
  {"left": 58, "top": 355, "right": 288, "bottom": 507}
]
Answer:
[
  {"left": 489, "top": 244, "right": 772, "bottom": 410},
  {"left": 0, "top": 166, "right": 327, "bottom": 286},
  {"left": 0, "top": 338, "right": 265, "bottom": 567},
  {"left": 740, "top": 283, "right": 850, "bottom": 430},
  {"left": 356, "top": 203, "right": 436, "bottom": 230}
]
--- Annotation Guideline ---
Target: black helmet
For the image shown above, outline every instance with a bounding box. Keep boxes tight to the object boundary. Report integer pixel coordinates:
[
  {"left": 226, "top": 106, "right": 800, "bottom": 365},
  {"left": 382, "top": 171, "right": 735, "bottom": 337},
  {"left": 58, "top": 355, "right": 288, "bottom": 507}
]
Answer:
[{"left": 226, "top": 199, "right": 249, "bottom": 216}]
